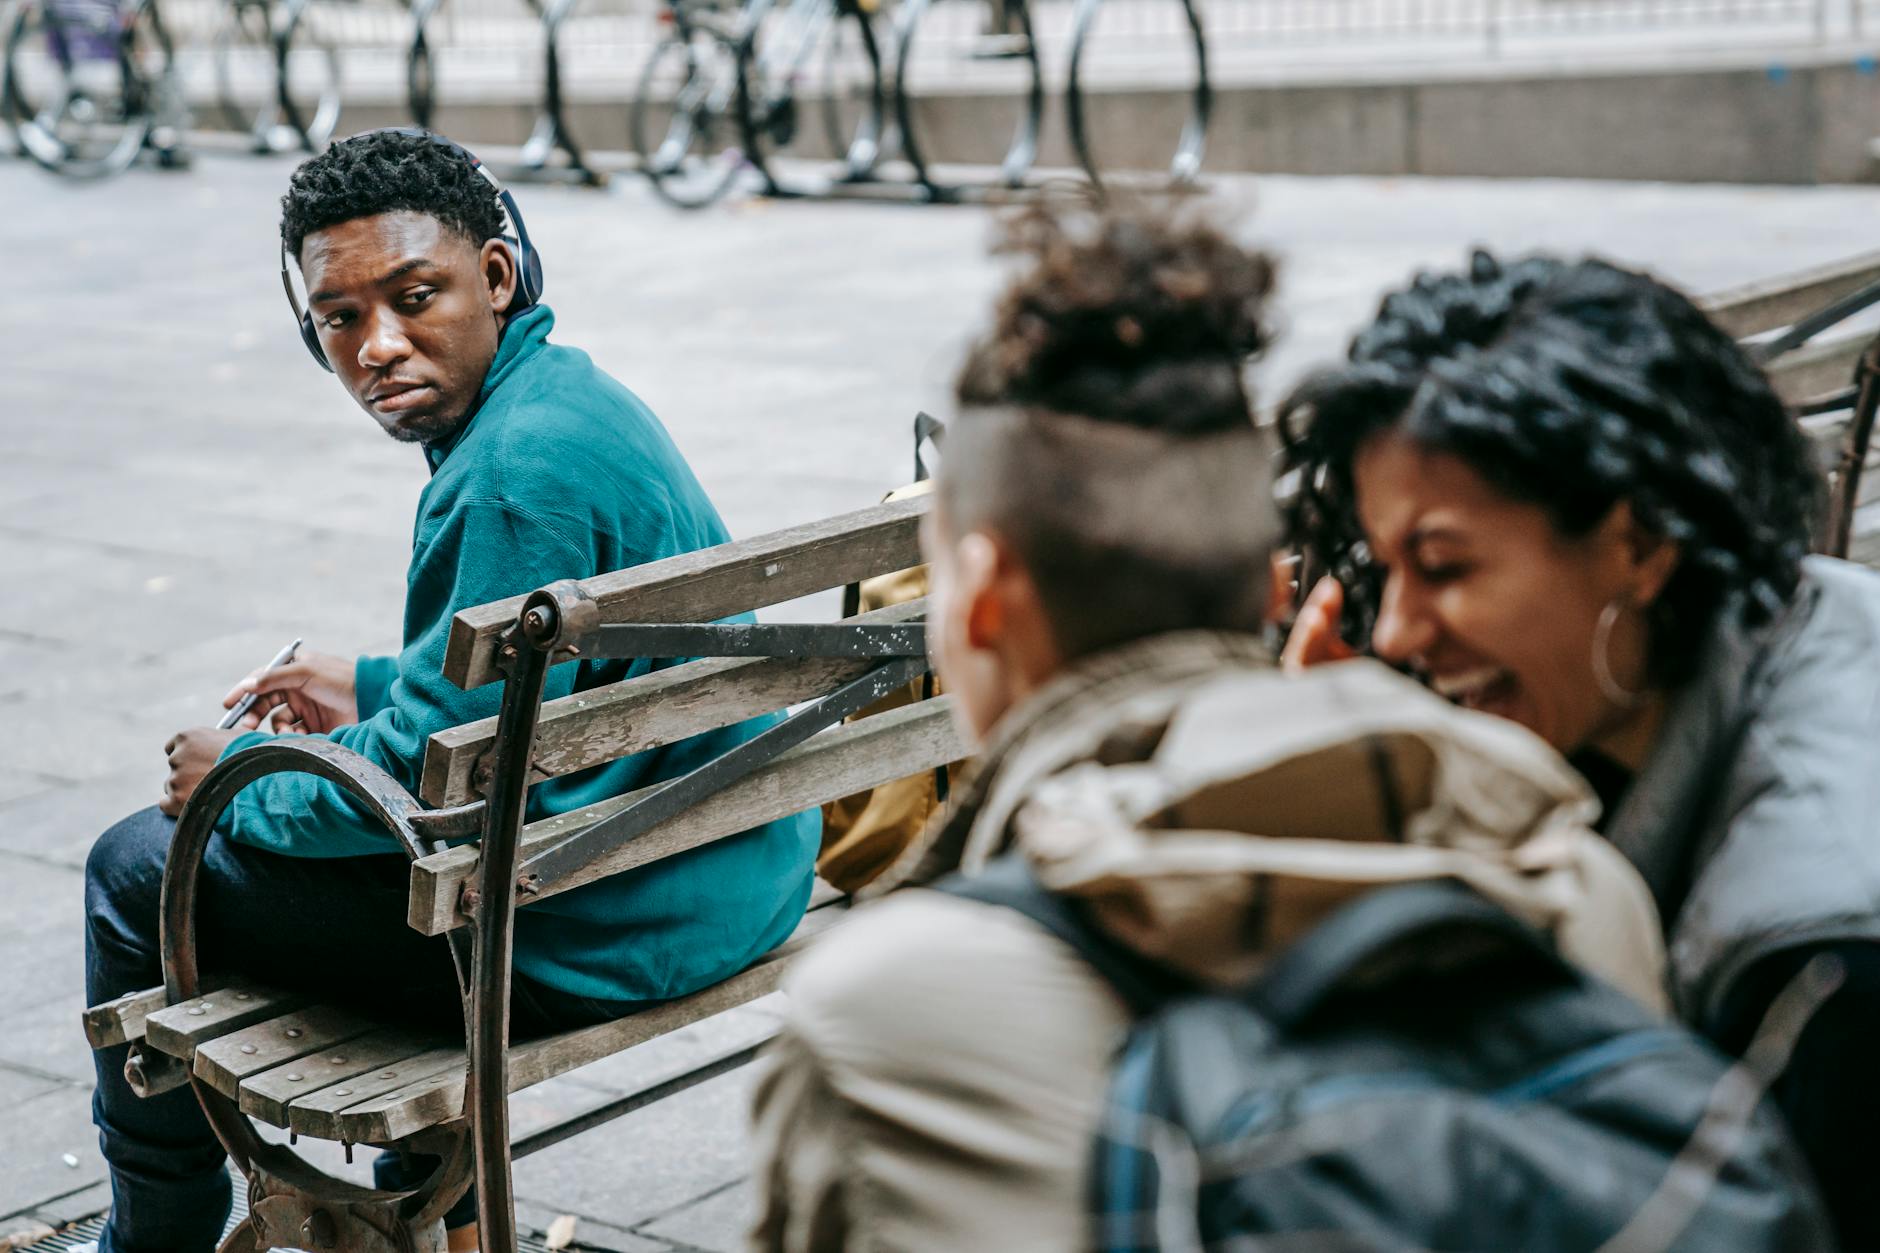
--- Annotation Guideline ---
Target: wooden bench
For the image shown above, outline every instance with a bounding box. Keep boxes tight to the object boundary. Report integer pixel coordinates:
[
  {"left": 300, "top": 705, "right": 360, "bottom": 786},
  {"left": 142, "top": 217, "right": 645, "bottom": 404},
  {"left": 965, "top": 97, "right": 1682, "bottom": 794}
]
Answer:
[
  {"left": 1699, "top": 249, "right": 1880, "bottom": 560},
  {"left": 81, "top": 495, "right": 960, "bottom": 1253},
  {"left": 77, "top": 252, "right": 1880, "bottom": 1253}
]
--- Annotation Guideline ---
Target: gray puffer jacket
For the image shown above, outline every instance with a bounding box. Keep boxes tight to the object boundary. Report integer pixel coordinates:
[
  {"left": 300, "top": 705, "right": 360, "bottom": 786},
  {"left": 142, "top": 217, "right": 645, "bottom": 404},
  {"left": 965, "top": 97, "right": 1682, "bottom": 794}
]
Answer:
[{"left": 1606, "top": 554, "right": 1880, "bottom": 1029}]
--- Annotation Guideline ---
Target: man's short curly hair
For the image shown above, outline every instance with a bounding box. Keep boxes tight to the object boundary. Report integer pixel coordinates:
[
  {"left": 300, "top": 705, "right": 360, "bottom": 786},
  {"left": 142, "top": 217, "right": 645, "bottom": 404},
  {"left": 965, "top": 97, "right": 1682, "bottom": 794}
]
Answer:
[
  {"left": 1280, "top": 250, "right": 1820, "bottom": 688},
  {"left": 280, "top": 130, "right": 506, "bottom": 260}
]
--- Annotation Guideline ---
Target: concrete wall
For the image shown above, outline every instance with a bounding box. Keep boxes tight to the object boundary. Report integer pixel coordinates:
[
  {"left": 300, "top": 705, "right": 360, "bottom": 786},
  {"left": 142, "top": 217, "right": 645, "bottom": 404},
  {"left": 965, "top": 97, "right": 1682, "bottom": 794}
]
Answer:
[{"left": 330, "top": 50, "right": 1880, "bottom": 184}]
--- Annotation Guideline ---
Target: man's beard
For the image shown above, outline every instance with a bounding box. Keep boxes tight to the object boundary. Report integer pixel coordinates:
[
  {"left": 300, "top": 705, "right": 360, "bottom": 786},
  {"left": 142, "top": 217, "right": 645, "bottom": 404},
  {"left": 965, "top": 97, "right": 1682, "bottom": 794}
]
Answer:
[{"left": 380, "top": 407, "right": 469, "bottom": 445}]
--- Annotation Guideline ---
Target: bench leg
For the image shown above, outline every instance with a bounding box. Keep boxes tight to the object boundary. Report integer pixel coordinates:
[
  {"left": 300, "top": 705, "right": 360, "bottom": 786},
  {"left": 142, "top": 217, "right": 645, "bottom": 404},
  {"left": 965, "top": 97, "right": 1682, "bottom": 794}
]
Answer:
[
  {"left": 240, "top": 1150, "right": 455, "bottom": 1253},
  {"left": 467, "top": 613, "right": 558, "bottom": 1252},
  {"left": 215, "top": 1217, "right": 262, "bottom": 1253}
]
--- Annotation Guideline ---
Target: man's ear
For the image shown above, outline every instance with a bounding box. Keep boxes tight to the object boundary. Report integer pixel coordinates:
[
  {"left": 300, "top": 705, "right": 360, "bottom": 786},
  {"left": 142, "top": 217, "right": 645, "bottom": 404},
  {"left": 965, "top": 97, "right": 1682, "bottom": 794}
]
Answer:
[
  {"left": 480, "top": 238, "right": 518, "bottom": 314},
  {"left": 955, "top": 531, "right": 1005, "bottom": 652}
]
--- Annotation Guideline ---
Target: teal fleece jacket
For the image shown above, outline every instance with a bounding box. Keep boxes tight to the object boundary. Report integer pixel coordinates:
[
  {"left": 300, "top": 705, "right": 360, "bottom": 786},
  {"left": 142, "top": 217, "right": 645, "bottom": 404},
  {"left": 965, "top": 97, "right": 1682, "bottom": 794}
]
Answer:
[{"left": 216, "top": 305, "right": 820, "bottom": 1004}]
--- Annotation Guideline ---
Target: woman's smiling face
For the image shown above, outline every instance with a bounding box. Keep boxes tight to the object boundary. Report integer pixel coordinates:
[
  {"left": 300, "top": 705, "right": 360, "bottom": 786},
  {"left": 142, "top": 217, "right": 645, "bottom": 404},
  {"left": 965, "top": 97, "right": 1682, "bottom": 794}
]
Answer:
[{"left": 1352, "top": 431, "right": 1670, "bottom": 756}]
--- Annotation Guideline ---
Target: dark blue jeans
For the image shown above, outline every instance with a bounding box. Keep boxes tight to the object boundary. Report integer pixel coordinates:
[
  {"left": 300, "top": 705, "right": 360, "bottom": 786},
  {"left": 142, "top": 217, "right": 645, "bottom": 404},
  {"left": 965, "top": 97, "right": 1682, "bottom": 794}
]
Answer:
[{"left": 85, "top": 807, "right": 633, "bottom": 1253}]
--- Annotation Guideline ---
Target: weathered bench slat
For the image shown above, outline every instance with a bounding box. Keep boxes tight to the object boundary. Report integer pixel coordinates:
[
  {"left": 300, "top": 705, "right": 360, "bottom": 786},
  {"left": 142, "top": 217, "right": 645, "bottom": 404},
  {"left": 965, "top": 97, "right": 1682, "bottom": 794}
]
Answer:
[
  {"left": 195, "top": 1003, "right": 382, "bottom": 1102},
  {"left": 84, "top": 985, "right": 189, "bottom": 1050},
  {"left": 287, "top": 1045, "right": 471, "bottom": 1141},
  {"left": 144, "top": 985, "right": 309, "bottom": 1063},
  {"left": 445, "top": 494, "right": 930, "bottom": 691},
  {"left": 409, "top": 697, "right": 962, "bottom": 935},
  {"left": 1766, "top": 333, "right": 1869, "bottom": 409},
  {"left": 1703, "top": 252, "right": 1880, "bottom": 339},
  {"left": 422, "top": 598, "right": 929, "bottom": 807},
  {"left": 337, "top": 906, "right": 846, "bottom": 1145},
  {"left": 246, "top": 1027, "right": 451, "bottom": 1126}
]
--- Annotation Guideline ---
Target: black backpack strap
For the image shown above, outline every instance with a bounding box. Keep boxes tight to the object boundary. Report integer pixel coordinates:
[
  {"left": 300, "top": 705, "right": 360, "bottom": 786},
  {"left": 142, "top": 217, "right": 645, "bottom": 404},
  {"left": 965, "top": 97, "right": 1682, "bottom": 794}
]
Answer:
[
  {"left": 1250, "top": 878, "right": 1574, "bottom": 1029},
  {"left": 932, "top": 855, "right": 1183, "bottom": 1015},
  {"left": 913, "top": 411, "right": 945, "bottom": 482}
]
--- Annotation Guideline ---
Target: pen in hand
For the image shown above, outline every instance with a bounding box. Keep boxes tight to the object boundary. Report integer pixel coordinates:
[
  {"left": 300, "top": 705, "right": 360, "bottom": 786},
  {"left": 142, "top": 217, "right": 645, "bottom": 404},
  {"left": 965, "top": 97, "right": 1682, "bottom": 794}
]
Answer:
[{"left": 217, "top": 638, "right": 304, "bottom": 730}]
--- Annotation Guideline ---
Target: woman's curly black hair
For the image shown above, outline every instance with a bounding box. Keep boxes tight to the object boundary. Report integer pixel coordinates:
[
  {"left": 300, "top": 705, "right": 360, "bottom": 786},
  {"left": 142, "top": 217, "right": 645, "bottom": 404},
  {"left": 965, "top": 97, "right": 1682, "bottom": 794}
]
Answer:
[
  {"left": 1280, "top": 250, "right": 1820, "bottom": 688},
  {"left": 280, "top": 130, "right": 505, "bottom": 260}
]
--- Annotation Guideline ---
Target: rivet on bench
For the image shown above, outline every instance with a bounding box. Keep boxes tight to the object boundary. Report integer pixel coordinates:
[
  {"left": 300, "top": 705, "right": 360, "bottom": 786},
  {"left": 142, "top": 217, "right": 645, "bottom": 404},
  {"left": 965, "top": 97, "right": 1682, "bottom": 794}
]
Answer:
[
  {"left": 329, "top": 1055, "right": 347, "bottom": 1065},
  {"left": 286, "top": 1073, "right": 304, "bottom": 1082},
  {"left": 333, "top": 1087, "right": 352, "bottom": 1097},
  {"left": 286, "top": 1028, "right": 303, "bottom": 1039},
  {"left": 187, "top": 1008, "right": 205, "bottom": 1017},
  {"left": 234, "top": 992, "right": 251, "bottom": 1001},
  {"left": 240, "top": 1045, "right": 257, "bottom": 1055},
  {"left": 380, "top": 1070, "right": 397, "bottom": 1079}
]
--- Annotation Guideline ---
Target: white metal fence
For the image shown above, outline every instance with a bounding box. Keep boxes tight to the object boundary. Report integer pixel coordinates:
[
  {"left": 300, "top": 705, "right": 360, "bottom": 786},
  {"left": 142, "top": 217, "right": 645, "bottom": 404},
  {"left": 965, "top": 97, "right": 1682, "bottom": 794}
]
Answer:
[{"left": 121, "top": 0, "right": 1880, "bottom": 112}]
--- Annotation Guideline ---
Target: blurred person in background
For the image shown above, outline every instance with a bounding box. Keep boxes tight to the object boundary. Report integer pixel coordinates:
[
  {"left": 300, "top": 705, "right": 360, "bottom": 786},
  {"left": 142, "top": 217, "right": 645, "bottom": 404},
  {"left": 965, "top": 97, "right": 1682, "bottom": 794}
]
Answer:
[
  {"left": 1281, "top": 250, "right": 1880, "bottom": 1247},
  {"left": 80, "top": 129, "right": 819, "bottom": 1253},
  {"left": 745, "top": 205, "right": 1710, "bottom": 1251}
]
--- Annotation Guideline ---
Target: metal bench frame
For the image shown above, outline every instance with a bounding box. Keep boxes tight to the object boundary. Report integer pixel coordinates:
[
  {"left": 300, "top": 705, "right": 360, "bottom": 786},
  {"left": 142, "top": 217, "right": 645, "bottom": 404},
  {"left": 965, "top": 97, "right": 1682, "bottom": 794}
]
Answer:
[
  {"left": 84, "top": 493, "right": 957, "bottom": 1253},
  {"left": 1698, "top": 250, "right": 1880, "bottom": 560}
]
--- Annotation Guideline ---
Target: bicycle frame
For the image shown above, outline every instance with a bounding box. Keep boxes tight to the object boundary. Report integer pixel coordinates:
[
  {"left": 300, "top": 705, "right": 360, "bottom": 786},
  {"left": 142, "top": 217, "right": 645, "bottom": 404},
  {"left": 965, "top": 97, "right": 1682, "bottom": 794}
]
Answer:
[
  {"left": 3, "top": 0, "right": 181, "bottom": 177},
  {"left": 750, "top": 0, "right": 840, "bottom": 92}
]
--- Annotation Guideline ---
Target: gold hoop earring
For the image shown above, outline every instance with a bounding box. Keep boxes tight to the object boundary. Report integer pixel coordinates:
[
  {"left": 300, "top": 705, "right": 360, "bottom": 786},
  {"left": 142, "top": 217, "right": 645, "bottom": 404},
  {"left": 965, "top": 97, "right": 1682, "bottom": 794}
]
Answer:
[{"left": 1592, "top": 599, "right": 1643, "bottom": 709}]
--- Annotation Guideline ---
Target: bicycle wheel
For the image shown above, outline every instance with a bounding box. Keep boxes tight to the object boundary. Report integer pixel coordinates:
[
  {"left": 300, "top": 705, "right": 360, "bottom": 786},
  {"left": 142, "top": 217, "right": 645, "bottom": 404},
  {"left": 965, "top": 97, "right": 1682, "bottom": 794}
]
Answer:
[
  {"left": 631, "top": 18, "right": 747, "bottom": 209},
  {"left": 892, "top": 0, "right": 1040, "bottom": 200},
  {"left": 210, "top": 0, "right": 276, "bottom": 146},
  {"left": 1065, "top": 0, "right": 1208, "bottom": 191},
  {"left": 406, "top": 0, "right": 442, "bottom": 129},
  {"left": 3, "top": 0, "right": 158, "bottom": 178},
  {"left": 735, "top": 0, "right": 883, "bottom": 190},
  {"left": 274, "top": 0, "right": 339, "bottom": 151},
  {"left": 818, "top": 0, "right": 884, "bottom": 178}
]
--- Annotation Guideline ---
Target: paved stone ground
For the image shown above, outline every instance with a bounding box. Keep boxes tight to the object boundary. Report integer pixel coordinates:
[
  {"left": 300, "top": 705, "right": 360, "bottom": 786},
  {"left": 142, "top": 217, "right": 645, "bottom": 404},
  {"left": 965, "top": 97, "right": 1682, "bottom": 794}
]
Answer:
[{"left": 2, "top": 150, "right": 1880, "bottom": 1250}]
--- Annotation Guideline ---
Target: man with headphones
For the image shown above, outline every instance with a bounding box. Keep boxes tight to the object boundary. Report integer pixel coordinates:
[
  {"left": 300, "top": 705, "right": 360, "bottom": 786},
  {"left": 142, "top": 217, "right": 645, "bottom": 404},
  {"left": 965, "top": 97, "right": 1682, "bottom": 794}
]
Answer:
[{"left": 80, "top": 129, "right": 821, "bottom": 1253}]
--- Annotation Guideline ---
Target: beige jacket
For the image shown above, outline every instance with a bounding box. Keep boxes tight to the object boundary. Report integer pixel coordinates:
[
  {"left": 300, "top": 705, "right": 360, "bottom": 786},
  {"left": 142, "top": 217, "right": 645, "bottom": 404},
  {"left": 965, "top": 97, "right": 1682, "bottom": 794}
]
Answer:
[{"left": 748, "top": 633, "right": 1667, "bottom": 1253}]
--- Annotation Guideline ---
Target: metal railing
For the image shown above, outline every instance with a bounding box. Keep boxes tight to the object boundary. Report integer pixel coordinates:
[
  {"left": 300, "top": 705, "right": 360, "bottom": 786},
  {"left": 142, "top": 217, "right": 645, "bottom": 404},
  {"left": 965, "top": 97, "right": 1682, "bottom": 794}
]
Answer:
[
  {"left": 26, "top": 0, "right": 1869, "bottom": 135},
  {"left": 150, "top": 0, "right": 1878, "bottom": 59}
]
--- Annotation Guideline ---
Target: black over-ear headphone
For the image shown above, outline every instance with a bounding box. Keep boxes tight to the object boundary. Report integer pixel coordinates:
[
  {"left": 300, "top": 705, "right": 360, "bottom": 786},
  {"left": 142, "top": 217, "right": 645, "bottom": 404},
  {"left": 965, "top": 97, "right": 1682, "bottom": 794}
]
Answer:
[{"left": 280, "top": 128, "right": 546, "bottom": 373}]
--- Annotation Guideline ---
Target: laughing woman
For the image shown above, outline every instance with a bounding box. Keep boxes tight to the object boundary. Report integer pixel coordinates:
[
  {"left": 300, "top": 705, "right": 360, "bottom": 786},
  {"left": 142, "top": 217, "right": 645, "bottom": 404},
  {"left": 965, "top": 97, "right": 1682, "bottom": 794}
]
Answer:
[{"left": 1281, "top": 251, "right": 1880, "bottom": 1247}]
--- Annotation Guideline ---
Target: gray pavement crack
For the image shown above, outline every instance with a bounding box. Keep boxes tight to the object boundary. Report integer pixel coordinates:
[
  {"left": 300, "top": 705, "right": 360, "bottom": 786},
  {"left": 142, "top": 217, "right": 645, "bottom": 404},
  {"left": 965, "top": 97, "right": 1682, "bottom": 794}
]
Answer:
[
  {"left": 625, "top": 1174, "right": 746, "bottom": 1243},
  {"left": 0, "top": 846, "right": 84, "bottom": 873},
  {"left": 0, "top": 625, "right": 59, "bottom": 647},
  {"left": 0, "top": 1178, "right": 107, "bottom": 1226},
  {"left": 0, "top": 1057, "right": 87, "bottom": 1089}
]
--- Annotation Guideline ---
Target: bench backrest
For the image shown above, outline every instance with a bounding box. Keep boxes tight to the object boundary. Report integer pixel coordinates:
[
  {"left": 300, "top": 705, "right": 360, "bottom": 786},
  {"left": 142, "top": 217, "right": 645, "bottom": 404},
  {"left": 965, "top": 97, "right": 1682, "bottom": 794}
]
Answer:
[
  {"left": 409, "top": 492, "right": 960, "bottom": 935},
  {"left": 1704, "top": 251, "right": 1880, "bottom": 559}
]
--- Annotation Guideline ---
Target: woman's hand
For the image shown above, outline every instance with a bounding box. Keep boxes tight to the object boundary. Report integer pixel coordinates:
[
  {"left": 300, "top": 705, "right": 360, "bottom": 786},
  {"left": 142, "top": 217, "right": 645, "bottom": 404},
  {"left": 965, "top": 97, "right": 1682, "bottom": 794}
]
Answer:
[
  {"left": 1282, "top": 576, "right": 1358, "bottom": 672},
  {"left": 222, "top": 650, "right": 359, "bottom": 735}
]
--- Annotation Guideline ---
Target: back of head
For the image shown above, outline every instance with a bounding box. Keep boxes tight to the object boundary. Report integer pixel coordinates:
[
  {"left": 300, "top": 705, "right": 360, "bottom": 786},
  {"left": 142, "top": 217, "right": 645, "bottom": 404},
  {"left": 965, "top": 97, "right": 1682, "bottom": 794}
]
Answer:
[{"left": 944, "top": 200, "right": 1281, "bottom": 660}]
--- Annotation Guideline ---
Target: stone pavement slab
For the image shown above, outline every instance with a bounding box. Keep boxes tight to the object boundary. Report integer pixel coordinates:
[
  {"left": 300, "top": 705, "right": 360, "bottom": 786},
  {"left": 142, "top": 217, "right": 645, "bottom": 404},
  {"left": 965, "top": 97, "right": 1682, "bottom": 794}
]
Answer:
[
  {"left": 637, "top": 1179, "right": 754, "bottom": 1253},
  {"left": 0, "top": 996, "right": 97, "bottom": 1090},
  {"left": 4, "top": 151, "right": 1880, "bottom": 1245},
  {"left": 0, "top": 1087, "right": 107, "bottom": 1225}
]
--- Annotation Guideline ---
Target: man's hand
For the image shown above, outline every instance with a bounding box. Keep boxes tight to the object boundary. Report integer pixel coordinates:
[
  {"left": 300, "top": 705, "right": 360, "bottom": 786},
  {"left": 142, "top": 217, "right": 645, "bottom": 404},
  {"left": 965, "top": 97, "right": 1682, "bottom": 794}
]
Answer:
[
  {"left": 1281, "top": 576, "right": 1359, "bottom": 672},
  {"left": 222, "top": 650, "right": 359, "bottom": 735},
  {"left": 161, "top": 728, "right": 242, "bottom": 817}
]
